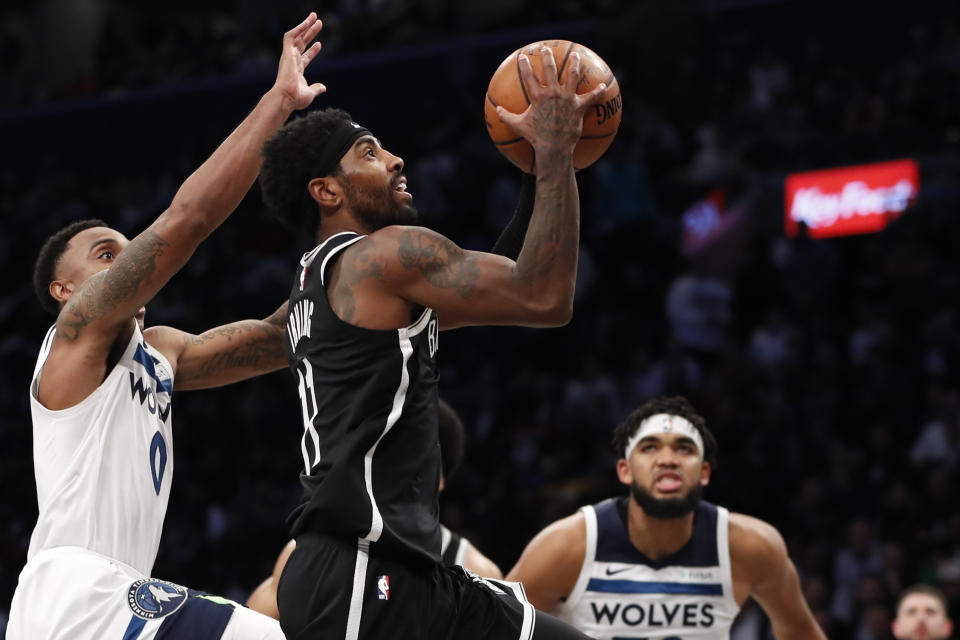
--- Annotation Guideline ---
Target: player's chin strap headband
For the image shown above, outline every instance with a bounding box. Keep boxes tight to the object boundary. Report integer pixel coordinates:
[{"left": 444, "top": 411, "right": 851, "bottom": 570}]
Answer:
[
  {"left": 314, "top": 120, "right": 372, "bottom": 178},
  {"left": 624, "top": 413, "right": 704, "bottom": 460}
]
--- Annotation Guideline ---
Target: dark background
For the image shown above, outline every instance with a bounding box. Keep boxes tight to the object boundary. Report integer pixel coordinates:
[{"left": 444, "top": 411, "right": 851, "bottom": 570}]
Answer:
[{"left": 2, "top": 1, "right": 960, "bottom": 638}]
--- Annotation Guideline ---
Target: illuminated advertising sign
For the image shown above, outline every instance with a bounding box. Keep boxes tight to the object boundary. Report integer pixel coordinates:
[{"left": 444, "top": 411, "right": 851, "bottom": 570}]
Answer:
[{"left": 785, "top": 159, "right": 919, "bottom": 238}]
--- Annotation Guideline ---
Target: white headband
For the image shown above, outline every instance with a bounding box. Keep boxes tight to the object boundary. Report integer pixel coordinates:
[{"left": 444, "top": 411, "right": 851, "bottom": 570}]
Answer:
[{"left": 624, "top": 413, "right": 704, "bottom": 460}]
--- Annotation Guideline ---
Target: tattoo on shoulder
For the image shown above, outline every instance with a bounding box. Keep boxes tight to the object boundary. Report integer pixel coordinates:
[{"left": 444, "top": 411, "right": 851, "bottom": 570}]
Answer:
[
  {"left": 396, "top": 229, "right": 479, "bottom": 297},
  {"left": 58, "top": 231, "right": 172, "bottom": 342},
  {"left": 329, "top": 241, "right": 384, "bottom": 322}
]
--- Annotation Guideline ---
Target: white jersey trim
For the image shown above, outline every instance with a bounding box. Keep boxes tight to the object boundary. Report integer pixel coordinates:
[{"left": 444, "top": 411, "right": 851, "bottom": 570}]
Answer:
[
  {"left": 301, "top": 231, "right": 363, "bottom": 268},
  {"left": 319, "top": 234, "right": 367, "bottom": 287},
  {"left": 31, "top": 325, "right": 57, "bottom": 383},
  {"left": 716, "top": 506, "right": 738, "bottom": 611},
  {"left": 362, "top": 327, "right": 414, "bottom": 542},
  {"left": 345, "top": 539, "right": 370, "bottom": 640},
  {"left": 505, "top": 580, "right": 536, "bottom": 640},
  {"left": 455, "top": 538, "right": 468, "bottom": 567},
  {"left": 558, "top": 505, "right": 597, "bottom": 616}
]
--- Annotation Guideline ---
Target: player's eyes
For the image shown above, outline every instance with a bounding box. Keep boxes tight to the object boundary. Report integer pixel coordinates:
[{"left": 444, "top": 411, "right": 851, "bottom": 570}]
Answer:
[
  {"left": 98, "top": 250, "right": 114, "bottom": 260},
  {"left": 365, "top": 148, "right": 376, "bottom": 158}
]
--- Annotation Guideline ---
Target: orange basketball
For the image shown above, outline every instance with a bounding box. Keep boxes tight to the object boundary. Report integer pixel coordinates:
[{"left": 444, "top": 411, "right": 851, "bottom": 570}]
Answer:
[{"left": 484, "top": 40, "right": 622, "bottom": 173}]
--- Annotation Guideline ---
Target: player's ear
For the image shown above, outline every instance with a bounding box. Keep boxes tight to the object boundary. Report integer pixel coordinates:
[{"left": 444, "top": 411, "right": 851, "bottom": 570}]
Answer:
[
  {"left": 616, "top": 458, "right": 633, "bottom": 486},
  {"left": 700, "top": 460, "right": 711, "bottom": 487},
  {"left": 891, "top": 619, "right": 900, "bottom": 637},
  {"left": 308, "top": 177, "right": 342, "bottom": 211},
  {"left": 49, "top": 280, "right": 72, "bottom": 306}
]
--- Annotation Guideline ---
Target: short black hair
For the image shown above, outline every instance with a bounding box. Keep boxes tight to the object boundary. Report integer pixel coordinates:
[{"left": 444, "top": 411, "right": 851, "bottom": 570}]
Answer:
[
  {"left": 897, "top": 584, "right": 950, "bottom": 615},
  {"left": 33, "top": 218, "right": 109, "bottom": 316},
  {"left": 260, "top": 108, "right": 356, "bottom": 238},
  {"left": 438, "top": 398, "right": 466, "bottom": 481},
  {"left": 612, "top": 396, "right": 718, "bottom": 468}
]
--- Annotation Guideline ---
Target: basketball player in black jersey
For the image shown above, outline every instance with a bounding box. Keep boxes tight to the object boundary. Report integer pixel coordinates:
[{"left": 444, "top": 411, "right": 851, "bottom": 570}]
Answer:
[
  {"left": 245, "top": 398, "right": 502, "bottom": 620},
  {"left": 259, "top": 46, "right": 606, "bottom": 639}
]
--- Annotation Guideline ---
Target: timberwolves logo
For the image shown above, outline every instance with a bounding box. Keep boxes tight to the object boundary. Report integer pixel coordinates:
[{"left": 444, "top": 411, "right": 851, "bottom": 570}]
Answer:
[{"left": 127, "top": 579, "right": 187, "bottom": 619}]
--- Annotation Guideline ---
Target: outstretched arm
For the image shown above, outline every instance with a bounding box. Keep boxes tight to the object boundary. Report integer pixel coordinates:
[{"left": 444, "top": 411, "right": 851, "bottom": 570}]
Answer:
[
  {"left": 145, "top": 302, "right": 289, "bottom": 391},
  {"left": 40, "top": 15, "right": 325, "bottom": 409},
  {"left": 731, "top": 514, "right": 827, "bottom": 640}
]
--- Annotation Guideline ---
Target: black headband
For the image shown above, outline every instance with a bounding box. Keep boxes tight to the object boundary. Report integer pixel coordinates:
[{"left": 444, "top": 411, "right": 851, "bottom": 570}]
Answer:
[{"left": 314, "top": 120, "right": 372, "bottom": 177}]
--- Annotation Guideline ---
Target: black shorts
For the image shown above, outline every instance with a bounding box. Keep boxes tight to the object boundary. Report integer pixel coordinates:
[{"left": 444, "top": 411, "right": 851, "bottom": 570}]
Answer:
[{"left": 277, "top": 532, "right": 588, "bottom": 640}]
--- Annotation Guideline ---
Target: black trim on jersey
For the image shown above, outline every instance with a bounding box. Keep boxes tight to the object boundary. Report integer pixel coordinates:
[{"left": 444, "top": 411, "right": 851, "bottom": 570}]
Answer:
[{"left": 600, "top": 497, "right": 719, "bottom": 567}]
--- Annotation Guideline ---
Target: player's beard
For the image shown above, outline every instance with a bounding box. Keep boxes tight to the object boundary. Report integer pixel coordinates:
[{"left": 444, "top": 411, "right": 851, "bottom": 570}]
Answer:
[
  {"left": 342, "top": 173, "right": 418, "bottom": 231},
  {"left": 630, "top": 480, "right": 703, "bottom": 518}
]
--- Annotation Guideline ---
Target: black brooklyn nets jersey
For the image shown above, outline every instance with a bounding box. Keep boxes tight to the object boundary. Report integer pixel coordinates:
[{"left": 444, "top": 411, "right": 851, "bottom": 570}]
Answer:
[{"left": 285, "top": 231, "right": 442, "bottom": 565}]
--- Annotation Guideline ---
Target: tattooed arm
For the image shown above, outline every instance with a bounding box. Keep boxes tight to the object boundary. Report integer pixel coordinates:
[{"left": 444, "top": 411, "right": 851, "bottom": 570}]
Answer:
[
  {"left": 37, "top": 15, "right": 325, "bottom": 410},
  {"left": 325, "top": 48, "right": 606, "bottom": 331},
  {"left": 144, "top": 302, "right": 289, "bottom": 391}
]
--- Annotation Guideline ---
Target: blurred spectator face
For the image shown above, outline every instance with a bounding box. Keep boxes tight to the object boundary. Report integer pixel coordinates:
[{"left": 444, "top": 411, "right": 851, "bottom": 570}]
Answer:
[{"left": 893, "top": 593, "right": 953, "bottom": 640}]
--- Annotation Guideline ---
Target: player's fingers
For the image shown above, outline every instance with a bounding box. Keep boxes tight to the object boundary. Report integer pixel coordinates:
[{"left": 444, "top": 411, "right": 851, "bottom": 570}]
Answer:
[
  {"left": 495, "top": 105, "right": 526, "bottom": 128},
  {"left": 562, "top": 51, "right": 581, "bottom": 91},
  {"left": 300, "top": 18, "right": 323, "bottom": 50},
  {"left": 286, "top": 12, "right": 317, "bottom": 41},
  {"left": 576, "top": 82, "right": 608, "bottom": 109},
  {"left": 516, "top": 54, "right": 542, "bottom": 96},
  {"left": 308, "top": 83, "right": 327, "bottom": 97},
  {"left": 539, "top": 47, "right": 559, "bottom": 87},
  {"left": 302, "top": 41, "right": 323, "bottom": 66}
]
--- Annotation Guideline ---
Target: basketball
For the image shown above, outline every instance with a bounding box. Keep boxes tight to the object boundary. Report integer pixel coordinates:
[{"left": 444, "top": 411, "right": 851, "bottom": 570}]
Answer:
[{"left": 484, "top": 40, "right": 622, "bottom": 173}]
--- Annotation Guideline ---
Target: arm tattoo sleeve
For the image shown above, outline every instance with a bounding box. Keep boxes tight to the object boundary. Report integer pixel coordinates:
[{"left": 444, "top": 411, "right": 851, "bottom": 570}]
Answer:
[{"left": 397, "top": 230, "right": 480, "bottom": 298}]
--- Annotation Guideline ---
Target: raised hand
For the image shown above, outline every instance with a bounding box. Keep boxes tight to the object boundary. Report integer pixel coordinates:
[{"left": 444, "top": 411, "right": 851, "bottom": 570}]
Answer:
[
  {"left": 495, "top": 47, "right": 607, "bottom": 158},
  {"left": 274, "top": 12, "right": 327, "bottom": 111}
]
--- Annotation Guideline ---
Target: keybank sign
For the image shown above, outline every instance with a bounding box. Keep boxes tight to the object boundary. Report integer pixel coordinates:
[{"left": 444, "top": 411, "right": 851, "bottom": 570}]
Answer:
[{"left": 785, "top": 159, "right": 919, "bottom": 239}]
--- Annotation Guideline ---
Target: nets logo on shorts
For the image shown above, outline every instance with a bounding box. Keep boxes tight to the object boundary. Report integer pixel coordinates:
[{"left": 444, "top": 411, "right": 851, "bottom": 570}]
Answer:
[{"left": 127, "top": 579, "right": 188, "bottom": 619}]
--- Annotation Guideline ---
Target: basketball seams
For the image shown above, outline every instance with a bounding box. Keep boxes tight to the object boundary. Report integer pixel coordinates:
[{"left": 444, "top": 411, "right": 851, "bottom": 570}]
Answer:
[
  {"left": 488, "top": 40, "right": 619, "bottom": 171},
  {"left": 515, "top": 50, "right": 531, "bottom": 107},
  {"left": 558, "top": 42, "right": 576, "bottom": 80}
]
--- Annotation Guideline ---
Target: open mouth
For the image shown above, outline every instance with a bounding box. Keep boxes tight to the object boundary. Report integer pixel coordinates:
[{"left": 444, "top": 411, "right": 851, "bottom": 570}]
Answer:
[
  {"left": 654, "top": 472, "right": 683, "bottom": 492},
  {"left": 394, "top": 177, "right": 412, "bottom": 200}
]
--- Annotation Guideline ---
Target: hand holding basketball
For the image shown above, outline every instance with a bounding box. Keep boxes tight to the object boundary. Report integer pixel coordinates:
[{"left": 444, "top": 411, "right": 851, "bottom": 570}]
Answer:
[{"left": 485, "top": 40, "right": 622, "bottom": 173}]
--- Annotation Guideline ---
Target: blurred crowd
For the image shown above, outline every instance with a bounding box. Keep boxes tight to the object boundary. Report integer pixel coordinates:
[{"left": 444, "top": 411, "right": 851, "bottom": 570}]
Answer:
[{"left": 2, "top": 1, "right": 960, "bottom": 639}]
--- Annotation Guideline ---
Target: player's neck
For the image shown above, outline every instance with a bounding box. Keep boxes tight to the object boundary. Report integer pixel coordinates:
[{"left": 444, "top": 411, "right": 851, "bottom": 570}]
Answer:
[
  {"left": 316, "top": 210, "right": 372, "bottom": 244},
  {"left": 626, "top": 499, "right": 696, "bottom": 561}
]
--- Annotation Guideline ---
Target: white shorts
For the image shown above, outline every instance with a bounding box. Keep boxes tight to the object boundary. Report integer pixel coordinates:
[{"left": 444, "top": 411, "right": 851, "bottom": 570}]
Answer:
[{"left": 7, "top": 547, "right": 283, "bottom": 640}]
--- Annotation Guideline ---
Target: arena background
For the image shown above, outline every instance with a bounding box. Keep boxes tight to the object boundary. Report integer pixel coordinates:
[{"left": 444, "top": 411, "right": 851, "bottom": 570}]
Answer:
[{"left": 2, "top": 1, "right": 959, "bottom": 638}]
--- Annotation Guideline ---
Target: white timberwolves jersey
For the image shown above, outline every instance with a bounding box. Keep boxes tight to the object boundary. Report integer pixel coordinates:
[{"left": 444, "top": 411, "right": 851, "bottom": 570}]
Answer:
[
  {"left": 27, "top": 323, "right": 174, "bottom": 575},
  {"left": 556, "top": 498, "right": 739, "bottom": 639}
]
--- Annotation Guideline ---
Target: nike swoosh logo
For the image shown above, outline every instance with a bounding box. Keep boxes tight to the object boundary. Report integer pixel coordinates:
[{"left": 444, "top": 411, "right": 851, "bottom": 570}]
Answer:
[{"left": 604, "top": 566, "right": 632, "bottom": 576}]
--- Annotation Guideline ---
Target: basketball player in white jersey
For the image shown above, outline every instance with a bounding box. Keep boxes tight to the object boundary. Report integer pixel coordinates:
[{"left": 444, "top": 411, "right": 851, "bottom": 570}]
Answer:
[
  {"left": 246, "top": 398, "right": 502, "bottom": 619},
  {"left": 7, "top": 14, "right": 328, "bottom": 640},
  {"left": 893, "top": 585, "right": 953, "bottom": 640},
  {"left": 507, "top": 396, "right": 826, "bottom": 639}
]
